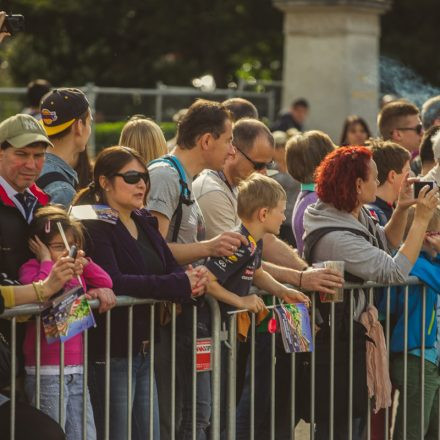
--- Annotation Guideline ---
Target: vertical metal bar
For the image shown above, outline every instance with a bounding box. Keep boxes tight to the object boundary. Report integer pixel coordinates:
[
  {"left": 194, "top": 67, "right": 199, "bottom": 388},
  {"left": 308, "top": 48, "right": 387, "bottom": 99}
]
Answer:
[
  {"left": 150, "top": 305, "right": 155, "bottom": 440},
  {"left": 83, "top": 329, "right": 88, "bottom": 440},
  {"left": 291, "top": 352, "right": 296, "bottom": 440},
  {"left": 60, "top": 341, "right": 65, "bottom": 427},
  {"left": 267, "top": 90, "right": 276, "bottom": 124},
  {"left": 171, "top": 303, "right": 176, "bottom": 440},
  {"left": 206, "top": 296, "right": 221, "bottom": 440},
  {"left": 10, "top": 317, "right": 16, "bottom": 440},
  {"left": 385, "top": 286, "right": 391, "bottom": 440},
  {"left": 349, "top": 290, "right": 354, "bottom": 440},
  {"left": 310, "top": 292, "right": 316, "bottom": 440},
  {"left": 403, "top": 285, "right": 409, "bottom": 440},
  {"left": 329, "top": 301, "right": 335, "bottom": 440},
  {"left": 420, "top": 286, "right": 426, "bottom": 440},
  {"left": 35, "top": 315, "right": 41, "bottom": 409},
  {"left": 84, "top": 82, "right": 97, "bottom": 157},
  {"left": 127, "top": 306, "right": 133, "bottom": 440},
  {"left": 367, "top": 289, "right": 373, "bottom": 440},
  {"left": 155, "top": 82, "right": 163, "bottom": 124},
  {"left": 192, "top": 305, "right": 197, "bottom": 440},
  {"left": 227, "top": 314, "right": 237, "bottom": 439},
  {"left": 250, "top": 312, "right": 256, "bottom": 440},
  {"left": 104, "top": 311, "right": 111, "bottom": 440},
  {"left": 270, "top": 297, "right": 276, "bottom": 440}
]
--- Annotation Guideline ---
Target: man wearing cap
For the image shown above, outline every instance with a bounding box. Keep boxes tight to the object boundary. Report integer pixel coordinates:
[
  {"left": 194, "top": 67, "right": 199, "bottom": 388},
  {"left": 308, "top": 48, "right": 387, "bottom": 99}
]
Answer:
[
  {"left": 0, "top": 113, "right": 53, "bottom": 278},
  {"left": 38, "top": 88, "right": 92, "bottom": 207}
]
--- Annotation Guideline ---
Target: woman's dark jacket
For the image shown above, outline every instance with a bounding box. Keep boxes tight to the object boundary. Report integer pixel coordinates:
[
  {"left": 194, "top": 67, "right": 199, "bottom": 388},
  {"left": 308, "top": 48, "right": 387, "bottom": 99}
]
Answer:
[{"left": 83, "top": 208, "right": 192, "bottom": 360}]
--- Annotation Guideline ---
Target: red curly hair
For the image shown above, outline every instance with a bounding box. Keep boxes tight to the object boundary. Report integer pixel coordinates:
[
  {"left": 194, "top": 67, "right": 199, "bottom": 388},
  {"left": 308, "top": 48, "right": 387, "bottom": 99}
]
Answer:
[{"left": 315, "top": 146, "right": 372, "bottom": 212}]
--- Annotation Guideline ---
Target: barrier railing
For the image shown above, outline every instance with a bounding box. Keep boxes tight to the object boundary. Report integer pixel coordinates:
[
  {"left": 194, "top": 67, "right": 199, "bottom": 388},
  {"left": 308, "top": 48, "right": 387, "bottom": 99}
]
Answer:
[{"left": 1, "top": 277, "right": 436, "bottom": 440}]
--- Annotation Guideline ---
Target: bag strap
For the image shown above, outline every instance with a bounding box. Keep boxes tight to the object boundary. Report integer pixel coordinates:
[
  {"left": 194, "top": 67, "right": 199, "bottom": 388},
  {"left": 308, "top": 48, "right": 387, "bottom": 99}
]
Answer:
[
  {"left": 36, "top": 172, "right": 70, "bottom": 189},
  {"left": 149, "top": 155, "right": 194, "bottom": 243}
]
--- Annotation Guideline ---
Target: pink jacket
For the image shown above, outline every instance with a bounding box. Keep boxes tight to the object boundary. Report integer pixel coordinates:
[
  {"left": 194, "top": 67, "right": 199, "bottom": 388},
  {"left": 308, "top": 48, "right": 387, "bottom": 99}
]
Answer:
[{"left": 19, "top": 258, "right": 113, "bottom": 367}]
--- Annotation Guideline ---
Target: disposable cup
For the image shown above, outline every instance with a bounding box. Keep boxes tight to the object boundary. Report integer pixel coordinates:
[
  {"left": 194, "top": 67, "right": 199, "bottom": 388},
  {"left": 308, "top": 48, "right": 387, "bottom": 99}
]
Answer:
[{"left": 317, "top": 261, "right": 345, "bottom": 303}]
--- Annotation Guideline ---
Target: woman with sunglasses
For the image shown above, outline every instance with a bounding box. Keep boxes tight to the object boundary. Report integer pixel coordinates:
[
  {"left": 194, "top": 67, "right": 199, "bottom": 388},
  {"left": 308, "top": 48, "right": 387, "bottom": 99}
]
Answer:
[{"left": 74, "top": 146, "right": 208, "bottom": 440}]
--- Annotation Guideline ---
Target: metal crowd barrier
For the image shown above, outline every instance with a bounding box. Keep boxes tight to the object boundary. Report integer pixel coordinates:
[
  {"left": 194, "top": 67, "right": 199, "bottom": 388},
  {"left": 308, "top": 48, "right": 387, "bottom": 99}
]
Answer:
[{"left": 1, "top": 277, "right": 437, "bottom": 440}]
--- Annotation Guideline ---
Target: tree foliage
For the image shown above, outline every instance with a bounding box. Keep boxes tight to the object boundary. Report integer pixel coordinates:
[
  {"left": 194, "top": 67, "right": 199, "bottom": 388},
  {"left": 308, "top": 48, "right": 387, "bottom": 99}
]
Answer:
[{"left": 3, "top": 0, "right": 283, "bottom": 87}]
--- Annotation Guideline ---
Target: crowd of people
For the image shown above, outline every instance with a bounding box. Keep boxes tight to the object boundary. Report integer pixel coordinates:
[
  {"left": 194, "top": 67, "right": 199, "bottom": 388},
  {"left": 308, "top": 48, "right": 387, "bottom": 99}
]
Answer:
[{"left": 2, "top": 11, "right": 440, "bottom": 440}]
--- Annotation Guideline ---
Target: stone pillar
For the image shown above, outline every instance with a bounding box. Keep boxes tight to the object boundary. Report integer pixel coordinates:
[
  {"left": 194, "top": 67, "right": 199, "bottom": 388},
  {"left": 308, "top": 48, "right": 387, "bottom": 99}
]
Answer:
[{"left": 273, "top": 0, "right": 391, "bottom": 142}]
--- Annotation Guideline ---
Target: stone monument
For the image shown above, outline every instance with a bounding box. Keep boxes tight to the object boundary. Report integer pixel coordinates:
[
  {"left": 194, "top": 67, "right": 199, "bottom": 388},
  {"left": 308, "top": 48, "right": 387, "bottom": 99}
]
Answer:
[{"left": 273, "top": 0, "right": 391, "bottom": 141}]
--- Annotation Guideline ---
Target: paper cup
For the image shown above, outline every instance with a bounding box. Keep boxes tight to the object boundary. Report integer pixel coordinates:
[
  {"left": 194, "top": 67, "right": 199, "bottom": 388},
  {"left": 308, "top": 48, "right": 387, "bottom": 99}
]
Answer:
[{"left": 317, "top": 261, "right": 345, "bottom": 303}]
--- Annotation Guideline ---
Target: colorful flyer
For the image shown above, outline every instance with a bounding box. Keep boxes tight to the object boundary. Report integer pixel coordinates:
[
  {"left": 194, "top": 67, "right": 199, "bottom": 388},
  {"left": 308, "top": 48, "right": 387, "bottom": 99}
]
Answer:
[
  {"left": 41, "top": 286, "right": 96, "bottom": 344},
  {"left": 70, "top": 204, "right": 119, "bottom": 224},
  {"left": 273, "top": 303, "right": 313, "bottom": 353}
]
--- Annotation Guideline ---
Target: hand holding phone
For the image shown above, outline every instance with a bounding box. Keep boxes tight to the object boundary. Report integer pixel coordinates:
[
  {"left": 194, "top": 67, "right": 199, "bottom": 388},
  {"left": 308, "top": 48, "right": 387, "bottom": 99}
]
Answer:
[{"left": 414, "top": 181, "right": 436, "bottom": 199}]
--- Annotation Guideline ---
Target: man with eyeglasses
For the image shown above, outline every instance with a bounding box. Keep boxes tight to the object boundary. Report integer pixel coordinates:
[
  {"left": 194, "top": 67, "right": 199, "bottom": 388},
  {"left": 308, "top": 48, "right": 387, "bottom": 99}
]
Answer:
[{"left": 378, "top": 99, "right": 423, "bottom": 174}]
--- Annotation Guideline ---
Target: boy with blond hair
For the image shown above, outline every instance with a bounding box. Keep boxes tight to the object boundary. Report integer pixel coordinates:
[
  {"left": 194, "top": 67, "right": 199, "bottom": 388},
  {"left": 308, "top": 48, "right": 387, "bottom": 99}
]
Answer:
[{"left": 205, "top": 173, "right": 309, "bottom": 314}]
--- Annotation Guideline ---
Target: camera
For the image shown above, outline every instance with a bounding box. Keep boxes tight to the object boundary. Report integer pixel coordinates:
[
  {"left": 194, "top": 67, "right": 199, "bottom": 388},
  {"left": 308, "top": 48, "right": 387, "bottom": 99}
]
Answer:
[{"left": 1, "top": 14, "right": 25, "bottom": 34}]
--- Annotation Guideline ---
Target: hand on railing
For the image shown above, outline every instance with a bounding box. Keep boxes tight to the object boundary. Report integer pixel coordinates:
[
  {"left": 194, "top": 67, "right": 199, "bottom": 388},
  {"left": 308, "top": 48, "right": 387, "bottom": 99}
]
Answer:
[
  {"left": 280, "top": 288, "right": 311, "bottom": 307},
  {"left": 300, "top": 268, "right": 343, "bottom": 294},
  {"left": 0, "top": 12, "right": 11, "bottom": 43},
  {"left": 238, "top": 294, "right": 266, "bottom": 313},
  {"left": 86, "top": 288, "right": 117, "bottom": 313},
  {"left": 186, "top": 265, "right": 209, "bottom": 298}
]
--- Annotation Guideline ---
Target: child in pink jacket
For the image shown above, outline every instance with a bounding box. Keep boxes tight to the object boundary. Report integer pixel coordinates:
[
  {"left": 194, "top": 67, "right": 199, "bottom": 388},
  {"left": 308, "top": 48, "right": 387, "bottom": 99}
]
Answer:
[{"left": 19, "top": 206, "right": 112, "bottom": 440}]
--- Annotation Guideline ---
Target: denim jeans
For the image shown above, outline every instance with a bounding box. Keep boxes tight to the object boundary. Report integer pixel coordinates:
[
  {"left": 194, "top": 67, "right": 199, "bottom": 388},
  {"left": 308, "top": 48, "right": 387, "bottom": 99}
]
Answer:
[
  {"left": 89, "top": 354, "right": 160, "bottom": 440},
  {"left": 25, "top": 373, "right": 96, "bottom": 440},
  {"left": 235, "top": 332, "right": 293, "bottom": 440},
  {"left": 177, "top": 305, "right": 211, "bottom": 440}
]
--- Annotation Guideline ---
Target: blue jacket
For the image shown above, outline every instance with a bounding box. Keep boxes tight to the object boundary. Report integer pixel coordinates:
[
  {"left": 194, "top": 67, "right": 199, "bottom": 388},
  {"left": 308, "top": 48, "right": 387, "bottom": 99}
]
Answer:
[{"left": 390, "top": 252, "right": 440, "bottom": 353}]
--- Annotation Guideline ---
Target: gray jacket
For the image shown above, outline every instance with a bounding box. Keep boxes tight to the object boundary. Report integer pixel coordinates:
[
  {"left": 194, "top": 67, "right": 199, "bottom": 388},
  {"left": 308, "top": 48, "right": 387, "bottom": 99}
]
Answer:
[{"left": 303, "top": 200, "right": 412, "bottom": 284}]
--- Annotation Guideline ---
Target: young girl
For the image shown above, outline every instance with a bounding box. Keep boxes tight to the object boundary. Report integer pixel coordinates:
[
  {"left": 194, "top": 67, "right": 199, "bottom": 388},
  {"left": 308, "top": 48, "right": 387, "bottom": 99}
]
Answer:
[{"left": 18, "top": 205, "right": 113, "bottom": 440}]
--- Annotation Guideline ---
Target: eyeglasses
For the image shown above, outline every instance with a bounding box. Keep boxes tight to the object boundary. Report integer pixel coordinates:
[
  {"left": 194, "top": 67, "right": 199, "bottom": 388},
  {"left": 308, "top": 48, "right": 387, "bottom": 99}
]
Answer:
[
  {"left": 396, "top": 123, "right": 423, "bottom": 135},
  {"left": 47, "top": 242, "right": 77, "bottom": 252},
  {"left": 235, "top": 147, "right": 273, "bottom": 171},
  {"left": 114, "top": 171, "right": 150, "bottom": 185}
]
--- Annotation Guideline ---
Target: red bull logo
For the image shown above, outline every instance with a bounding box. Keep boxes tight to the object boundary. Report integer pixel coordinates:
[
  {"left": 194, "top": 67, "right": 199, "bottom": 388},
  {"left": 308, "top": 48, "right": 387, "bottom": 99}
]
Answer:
[{"left": 41, "top": 108, "right": 58, "bottom": 125}]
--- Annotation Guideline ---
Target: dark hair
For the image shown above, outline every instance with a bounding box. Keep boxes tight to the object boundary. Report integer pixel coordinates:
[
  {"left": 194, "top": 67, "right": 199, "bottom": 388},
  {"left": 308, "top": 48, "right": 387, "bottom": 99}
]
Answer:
[
  {"left": 315, "top": 146, "right": 372, "bottom": 212},
  {"left": 223, "top": 97, "right": 258, "bottom": 122},
  {"left": 286, "top": 130, "right": 335, "bottom": 183},
  {"left": 366, "top": 139, "right": 410, "bottom": 185},
  {"left": 75, "top": 149, "right": 93, "bottom": 191},
  {"left": 48, "top": 109, "right": 90, "bottom": 141},
  {"left": 232, "top": 118, "right": 274, "bottom": 153},
  {"left": 28, "top": 205, "right": 84, "bottom": 249},
  {"left": 339, "top": 115, "right": 372, "bottom": 146},
  {"left": 73, "top": 146, "right": 148, "bottom": 206},
  {"left": 27, "top": 79, "right": 52, "bottom": 108},
  {"left": 176, "top": 99, "right": 231, "bottom": 149},
  {"left": 420, "top": 125, "right": 440, "bottom": 165},
  {"left": 378, "top": 100, "right": 419, "bottom": 140},
  {"left": 292, "top": 98, "right": 309, "bottom": 109}
]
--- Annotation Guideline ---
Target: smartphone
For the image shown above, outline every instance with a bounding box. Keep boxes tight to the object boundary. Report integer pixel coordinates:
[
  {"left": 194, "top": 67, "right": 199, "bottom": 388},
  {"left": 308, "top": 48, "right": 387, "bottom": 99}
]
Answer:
[
  {"left": 414, "top": 181, "right": 435, "bottom": 198},
  {"left": 2, "top": 15, "right": 25, "bottom": 34},
  {"left": 68, "top": 245, "right": 78, "bottom": 260}
]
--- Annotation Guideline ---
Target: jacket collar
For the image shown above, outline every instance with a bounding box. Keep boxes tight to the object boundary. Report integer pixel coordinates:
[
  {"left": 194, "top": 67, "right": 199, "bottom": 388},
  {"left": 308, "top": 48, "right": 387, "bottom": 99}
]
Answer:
[{"left": 0, "top": 182, "right": 50, "bottom": 208}]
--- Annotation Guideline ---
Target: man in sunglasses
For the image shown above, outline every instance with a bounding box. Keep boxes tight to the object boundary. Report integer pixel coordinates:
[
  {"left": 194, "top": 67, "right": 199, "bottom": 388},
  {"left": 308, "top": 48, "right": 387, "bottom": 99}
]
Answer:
[{"left": 378, "top": 99, "right": 423, "bottom": 174}]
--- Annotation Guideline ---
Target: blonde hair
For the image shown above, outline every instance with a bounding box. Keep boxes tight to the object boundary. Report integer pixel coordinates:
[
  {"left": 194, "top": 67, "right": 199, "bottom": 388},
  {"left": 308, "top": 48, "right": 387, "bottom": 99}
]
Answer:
[
  {"left": 237, "top": 173, "right": 286, "bottom": 221},
  {"left": 119, "top": 118, "right": 167, "bottom": 164}
]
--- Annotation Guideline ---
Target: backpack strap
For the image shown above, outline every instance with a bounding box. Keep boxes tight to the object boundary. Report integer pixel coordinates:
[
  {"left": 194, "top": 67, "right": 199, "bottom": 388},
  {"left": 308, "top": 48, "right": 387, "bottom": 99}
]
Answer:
[
  {"left": 36, "top": 172, "right": 70, "bottom": 190},
  {"left": 149, "top": 155, "right": 194, "bottom": 243}
]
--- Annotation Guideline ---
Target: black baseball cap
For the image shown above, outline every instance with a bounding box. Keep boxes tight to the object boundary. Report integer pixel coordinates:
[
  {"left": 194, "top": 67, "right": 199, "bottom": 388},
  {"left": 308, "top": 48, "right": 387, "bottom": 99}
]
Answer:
[{"left": 40, "top": 88, "right": 90, "bottom": 136}]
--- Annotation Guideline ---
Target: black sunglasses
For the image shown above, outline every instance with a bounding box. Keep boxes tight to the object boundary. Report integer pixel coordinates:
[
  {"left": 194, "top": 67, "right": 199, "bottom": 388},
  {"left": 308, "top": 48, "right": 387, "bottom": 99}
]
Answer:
[
  {"left": 235, "top": 147, "right": 273, "bottom": 171},
  {"left": 396, "top": 123, "right": 423, "bottom": 135},
  {"left": 114, "top": 171, "right": 150, "bottom": 185}
]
